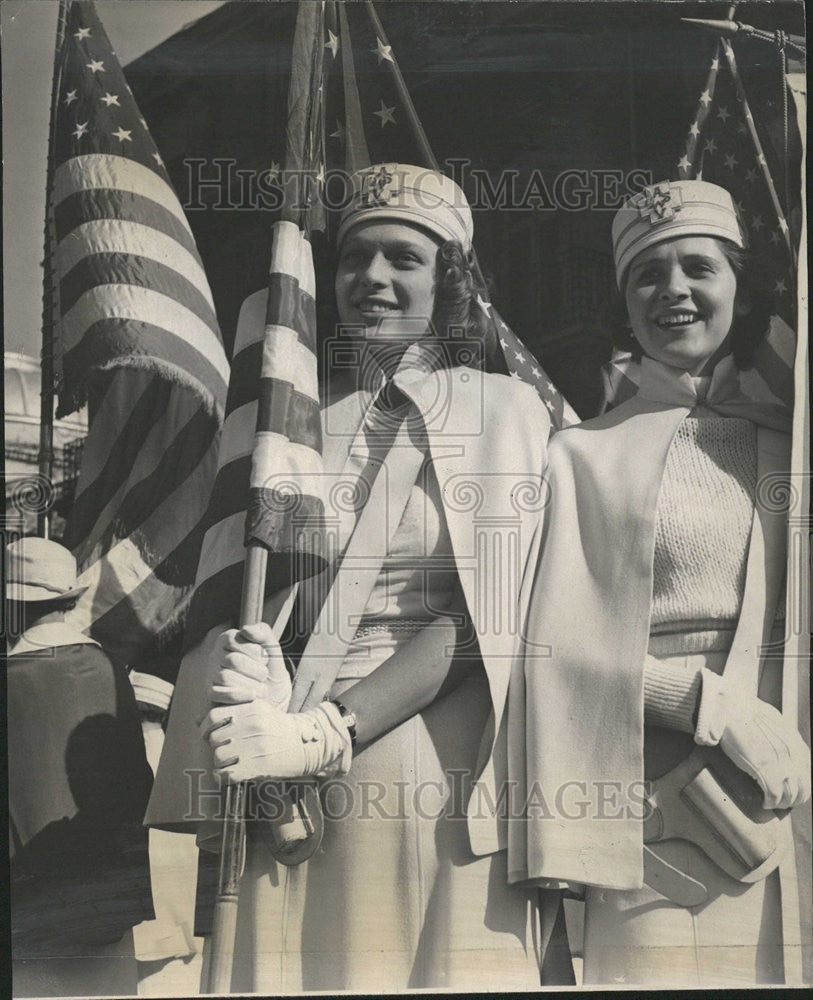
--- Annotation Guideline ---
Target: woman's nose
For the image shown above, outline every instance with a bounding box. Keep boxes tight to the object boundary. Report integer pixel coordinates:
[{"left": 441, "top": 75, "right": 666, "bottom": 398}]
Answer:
[
  {"left": 359, "top": 251, "right": 388, "bottom": 286},
  {"left": 659, "top": 265, "right": 690, "bottom": 300}
]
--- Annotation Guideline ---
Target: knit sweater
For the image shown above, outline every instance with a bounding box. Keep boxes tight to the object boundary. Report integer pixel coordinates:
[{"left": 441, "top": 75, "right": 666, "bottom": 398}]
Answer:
[{"left": 644, "top": 409, "right": 758, "bottom": 733}]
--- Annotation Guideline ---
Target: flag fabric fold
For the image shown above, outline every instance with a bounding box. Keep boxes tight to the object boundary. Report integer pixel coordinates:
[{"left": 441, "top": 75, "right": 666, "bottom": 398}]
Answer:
[{"left": 53, "top": 2, "right": 229, "bottom": 682}]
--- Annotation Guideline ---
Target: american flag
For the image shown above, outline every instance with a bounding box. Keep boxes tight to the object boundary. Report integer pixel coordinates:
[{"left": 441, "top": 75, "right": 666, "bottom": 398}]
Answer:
[
  {"left": 322, "top": 0, "right": 577, "bottom": 428},
  {"left": 604, "top": 36, "right": 798, "bottom": 416},
  {"left": 182, "top": 2, "right": 327, "bottom": 651},
  {"left": 52, "top": 2, "right": 229, "bottom": 680},
  {"left": 181, "top": 0, "right": 577, "bottom": 652}
]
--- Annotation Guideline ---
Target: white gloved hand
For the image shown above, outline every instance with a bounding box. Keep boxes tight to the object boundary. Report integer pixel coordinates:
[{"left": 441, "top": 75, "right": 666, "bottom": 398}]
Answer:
[
  {"left": 207, "top": 623, "right": 291, "bottom": 710},
  {"left": 200, "top": 700, "right": 352, "bottom": 784},
  {"left": 695, "top": 668, "right": 811, "bottom": 810}
]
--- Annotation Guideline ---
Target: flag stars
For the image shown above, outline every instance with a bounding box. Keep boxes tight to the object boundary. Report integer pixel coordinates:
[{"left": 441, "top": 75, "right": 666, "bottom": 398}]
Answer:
[
  {"left": 770, "top": 230, "right": 781, "bottom": 244},
  {"left": 372, "top": 37, "right": 393, "bottom": 64},
  {"left": 476, "top": 294, "right": 492, "bottom": 316},
  {"left": 716, "top": 106, "right": 730, "bottom": 122},
  {"left": 152, "top": 151, "right": 164, "bottom": 166},
  {"left": 724, "top": 153, "right": 737, "bottom": 170},
  {"left": 530, "top": 366, "right": 541, "bottom": 378},
  {"left": 757, "top": 153, "right": 766, "bottom": 166},
  {"left": 699, "top": 89, "right": 712, "bottom": 107},
  {"left": 689, "top": 121, "right": 700, "bottom": 138},
  {"left": 373, "top": 100, "right": 396, "bottom": 127},
  {"left": 330, "top": 120, "right": 346, "bottom": 144},
  {"left": 86, "top": 59, "right": 105, "bottom": 73},
  {"left": 737, "top": 122, "right": 748, "bottom": 135},
  {"left": 678, "top": 153, "right": 691, "bottom": 173},
  {"left": 750, "top": 215, "right": 764, "bottom": 232},
  {"left": 325, "top": 30, "right": 339, "bottom": 58},
  {"left": 514, "top": 350, "right": 526, "bottom": 364},
  {"left": 711, "top": 57, "right": 719, "bottom": 70},
  {"left": 100, "top": 92, "right": 120, "bottom": 106},
  {"left": 774, "top": 279, "right": 787, "bottom": 295},
  {"left": 64, "top": 89, "right": 78, "bottom": 105},
  {"left": 74, "top": 26, "right": 92, "bottom": 40},
  {"left": 703, "top": 138, "right": 717, "bottom": 154},
  {"left": 745, "top": 168, "right": 758, "bottom": 183},
  {"left": 72, "top": 121, "right": 89, "bottom": 139},
  {"left": 544, "top": 398, "right": 555, "bottom": 412},
  {"left": 111, "top": 126, "right": 132, "bottom": 143},
  {"left": 779, "top": 219, "right": 788, "bottom": 233}
]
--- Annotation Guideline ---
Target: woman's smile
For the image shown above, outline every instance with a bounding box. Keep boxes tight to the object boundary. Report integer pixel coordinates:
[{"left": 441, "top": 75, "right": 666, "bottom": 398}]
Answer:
[
  {"left": 335, "top": 221, "right": 441, "bottom": 338},
  {"left": 624, "top": 236, "right": 747, "bottom": 374}
]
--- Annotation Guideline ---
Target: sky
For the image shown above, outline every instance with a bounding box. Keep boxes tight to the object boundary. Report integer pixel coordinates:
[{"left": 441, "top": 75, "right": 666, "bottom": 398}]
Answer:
[{"left": 2, "top": 0, "right": 226, "bottom": 359}]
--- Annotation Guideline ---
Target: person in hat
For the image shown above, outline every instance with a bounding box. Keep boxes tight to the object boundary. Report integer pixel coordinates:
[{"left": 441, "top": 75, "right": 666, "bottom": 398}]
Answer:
[
  {"left": 510, "top": 179, "right": 810, "bottom": 985},
  {"left": 6, "top": 536, "right": 154, "bottom": 997},
  {"left": 179, "top": 164, "right": 553, "bottom": 991}
]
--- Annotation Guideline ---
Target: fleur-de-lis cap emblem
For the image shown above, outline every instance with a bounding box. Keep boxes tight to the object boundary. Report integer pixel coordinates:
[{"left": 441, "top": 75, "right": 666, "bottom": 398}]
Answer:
[
  {"left": 359, "top": 165, "right": 400, "bottom": 206},
  {"left": 637, "top": 182, "right": 684, "bottom": 224}
]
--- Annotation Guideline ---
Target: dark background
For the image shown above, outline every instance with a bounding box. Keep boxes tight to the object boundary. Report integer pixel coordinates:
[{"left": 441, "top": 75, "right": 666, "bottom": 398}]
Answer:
[{"left": 126, "top": 0, "right": 805, "bottom": 416}]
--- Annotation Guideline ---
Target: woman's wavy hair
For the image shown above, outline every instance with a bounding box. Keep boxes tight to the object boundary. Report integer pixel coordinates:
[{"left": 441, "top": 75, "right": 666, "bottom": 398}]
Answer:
[
  {"left": 606, "top": 238, "right": 776, "bottom": 370},
  {"left": 430, "top": 240, "right": 503, "bottom": 372}
]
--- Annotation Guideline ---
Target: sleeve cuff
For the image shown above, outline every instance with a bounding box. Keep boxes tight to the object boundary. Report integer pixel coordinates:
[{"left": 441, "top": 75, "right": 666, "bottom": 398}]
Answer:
[
  {"left": 129, "top": 670, "right": 174, "bottom": 713},
  {"left": 643, "top": 655, "right": 701, "bottom": 734}
]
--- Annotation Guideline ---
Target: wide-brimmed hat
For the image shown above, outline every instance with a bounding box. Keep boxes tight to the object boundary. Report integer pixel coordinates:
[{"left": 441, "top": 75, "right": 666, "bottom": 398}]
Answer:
[
  {"left": 612, "top": 179, "right": 745, "bottom": 287},
  {"left": 337, "top": 163, "right": 473, "bottom": 251},
  {"left": 5, "top": 537, "right": 88, "bottom": 602}
]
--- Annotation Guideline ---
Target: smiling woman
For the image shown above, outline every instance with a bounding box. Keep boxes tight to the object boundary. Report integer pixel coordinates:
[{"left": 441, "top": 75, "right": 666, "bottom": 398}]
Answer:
[
  {"left": 623, "top": 237, "right": 745, "bottom": 375},
  {"left": 190, "top": 162, "right": 553, "bottom": 992},
  {"left": 335, "top": 222, "right": 440, "bottom": 338},
  {"left": 514, "top": 178, "right": 810, "bottom": 986}
]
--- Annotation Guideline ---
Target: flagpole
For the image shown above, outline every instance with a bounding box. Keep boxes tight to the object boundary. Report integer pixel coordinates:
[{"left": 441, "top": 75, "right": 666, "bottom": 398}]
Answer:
[
  {"left": 38, "top": 0, "right": 71, "bottom": 538},
  {"left": 207, "top": 4, "right": 326, "bottom": 991},
  {"left": 719, "top": 39, "right": 795, "bottom": 265}
]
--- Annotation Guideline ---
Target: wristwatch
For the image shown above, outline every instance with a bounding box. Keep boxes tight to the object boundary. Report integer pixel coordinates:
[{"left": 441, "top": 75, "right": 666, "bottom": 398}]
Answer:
[{"left": 329, "top": 698, "right": 358, "bottom": 747}]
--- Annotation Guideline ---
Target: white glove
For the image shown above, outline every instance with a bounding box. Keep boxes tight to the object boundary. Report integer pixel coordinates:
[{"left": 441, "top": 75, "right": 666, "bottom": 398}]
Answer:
[
  {"left": 695, "top": 668, "right": 811, "bottom": 810},
  {"left": 200, "top": 700, "right": 352, "bottom": 784},
  {"left": 208, "top": 624, "right": 291, "bottom": 710}
]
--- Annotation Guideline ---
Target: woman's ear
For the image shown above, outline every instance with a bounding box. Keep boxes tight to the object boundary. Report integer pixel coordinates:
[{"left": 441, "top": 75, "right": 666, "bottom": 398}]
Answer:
[{"left": 734, "top": 287, "right": 752, "bottom": 317}]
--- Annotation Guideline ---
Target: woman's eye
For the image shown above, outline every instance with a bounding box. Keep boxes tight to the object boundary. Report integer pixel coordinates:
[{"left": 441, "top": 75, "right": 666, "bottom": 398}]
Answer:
[{"left": 635, "top": 268, "right": 660, "bottom": 284}]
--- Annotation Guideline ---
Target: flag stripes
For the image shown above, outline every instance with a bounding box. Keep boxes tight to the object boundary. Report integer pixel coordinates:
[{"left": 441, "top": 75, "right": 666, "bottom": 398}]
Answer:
[
  {"left": 183, "top": 219, "right": 325, "bottom": 651},
  {"left": 55, "top": 189, "right": 201, "bottom": 261},
  {"left": 56, "top": 2, "right": 229, "bottom": 684}
]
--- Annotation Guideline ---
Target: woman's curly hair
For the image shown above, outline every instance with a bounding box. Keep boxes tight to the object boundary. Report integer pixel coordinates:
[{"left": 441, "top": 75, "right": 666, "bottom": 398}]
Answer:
[
  {"left": 607, "top": 239, "right": 776, "bottom": 370},
  {"left": 430, "top": 240, "right": 504, "bottom": 372}
]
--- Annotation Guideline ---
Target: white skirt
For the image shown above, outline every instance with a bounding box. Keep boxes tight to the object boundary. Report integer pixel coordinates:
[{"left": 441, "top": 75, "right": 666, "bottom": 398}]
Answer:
[
  {"left": 582, "top": 645, "right": 788, "bottom": 987},
  {"left": 230, "top": 669, "right": 540, "bottom": 993}
]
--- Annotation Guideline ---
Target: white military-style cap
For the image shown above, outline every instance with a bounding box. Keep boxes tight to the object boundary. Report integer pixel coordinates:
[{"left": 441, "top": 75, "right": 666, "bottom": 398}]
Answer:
[
  {"left": 337, "top": 163, "right": 474, "bottom": 251},
  {"left": 5, "top": 536, "right": 88, "bottom": 602},
  {"left": 612, "top": 179, "right": 745, "bottom": 286}
]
